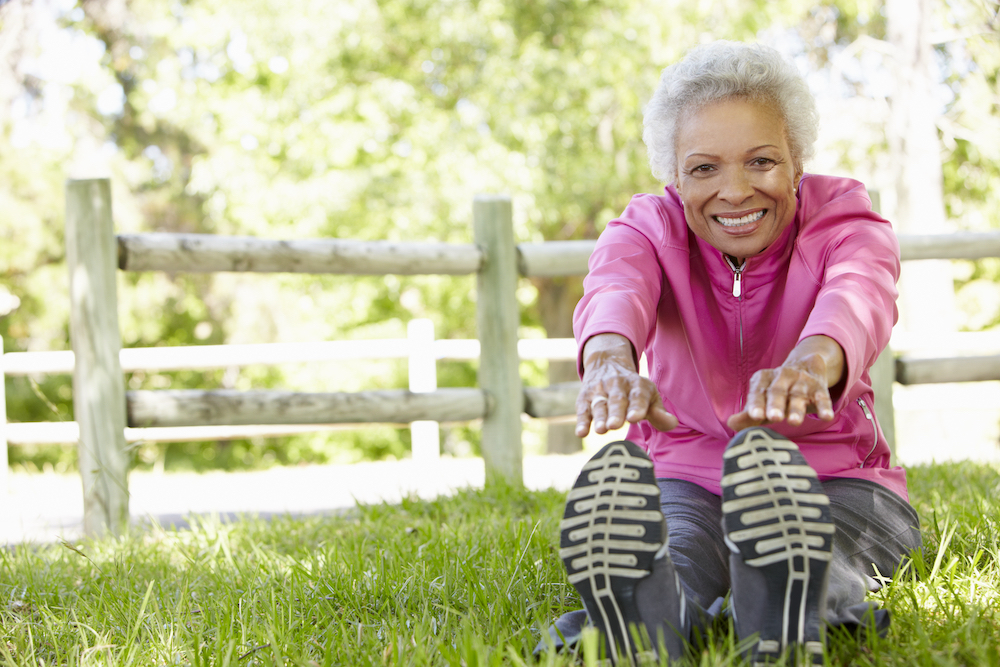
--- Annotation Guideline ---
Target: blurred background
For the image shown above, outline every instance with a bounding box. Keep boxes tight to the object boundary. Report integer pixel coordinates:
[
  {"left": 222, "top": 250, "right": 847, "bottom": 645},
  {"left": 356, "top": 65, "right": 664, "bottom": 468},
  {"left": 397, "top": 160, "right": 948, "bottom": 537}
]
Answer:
[{"left": 2, "top": 0, "right": 999, "bottom": 476}]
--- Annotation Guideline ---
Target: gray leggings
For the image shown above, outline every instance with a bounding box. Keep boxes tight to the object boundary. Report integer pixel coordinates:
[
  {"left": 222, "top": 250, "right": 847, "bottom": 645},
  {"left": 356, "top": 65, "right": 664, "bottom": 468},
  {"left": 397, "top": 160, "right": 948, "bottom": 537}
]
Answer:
[{"left": 659, "top": 477, "right": 923, "bottom": 629}]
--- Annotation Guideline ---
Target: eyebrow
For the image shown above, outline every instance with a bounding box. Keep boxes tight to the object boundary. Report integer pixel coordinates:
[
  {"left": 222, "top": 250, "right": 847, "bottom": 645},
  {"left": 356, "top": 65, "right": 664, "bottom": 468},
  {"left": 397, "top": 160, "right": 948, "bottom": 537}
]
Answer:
[{"left": 683, "top": 145, "right": 782, "bottom": 161}]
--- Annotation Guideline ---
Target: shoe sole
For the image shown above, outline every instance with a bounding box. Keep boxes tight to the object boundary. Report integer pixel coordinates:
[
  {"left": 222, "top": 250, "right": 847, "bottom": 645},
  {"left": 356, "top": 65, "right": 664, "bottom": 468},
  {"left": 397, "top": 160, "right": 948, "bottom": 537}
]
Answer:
[
  {"left": 722, "top": 428, "right": 833, "bottom": 666},
  {"left": 559, "top": 440, "right": 664, "bottom": 663}
]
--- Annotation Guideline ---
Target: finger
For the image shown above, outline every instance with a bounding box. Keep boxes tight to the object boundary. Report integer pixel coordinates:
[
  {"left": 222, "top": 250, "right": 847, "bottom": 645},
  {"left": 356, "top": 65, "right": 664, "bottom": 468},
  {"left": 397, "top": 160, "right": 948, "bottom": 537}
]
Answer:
[
  {"left": 726, "top": 409, "right": 771, "bottom": 432},
  {"left": 635, "top": 383, "right": 677, "bottom": 431},
  {"left": 785, "top": 379, "right": 816, "bottom": 425},
  {"left": 744, "top": 369, "right": 775, "bottom": 421},
  {"left": 813, "top": 387, "right": 834, "bottom": 420},
  {"left": 605, "top": 387, "right": 630, "bottom": 431},
  {"left": 625, "top": 385, "right": 653, "bottom": 424},
  {"left": 575, "top": 392, "right": 594, "bottom": 437},
  {"left": 647, "top": 405, "right": 679, "bottom": 432},
  {"left": 765, "top": 386, "right": 790, "bottom": 422},
  {"left": 727, "top": 411, "right": 756, "bottom": 431},
  {"left": 763, "top": 367, "right": 801, "bottom": 422},
  {"left": 590, "top": 394, "right": 610, "bottom": 434},
  {"left": 785, "top": 392, "right": 810, "bottom": 425}
]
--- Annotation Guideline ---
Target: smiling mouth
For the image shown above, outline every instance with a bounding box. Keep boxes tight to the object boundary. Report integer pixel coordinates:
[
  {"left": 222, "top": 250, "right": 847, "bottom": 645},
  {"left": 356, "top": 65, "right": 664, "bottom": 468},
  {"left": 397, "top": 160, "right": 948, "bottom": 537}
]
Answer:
[{"left": 713, "top": 210, "right": 766, "bottom": 227}]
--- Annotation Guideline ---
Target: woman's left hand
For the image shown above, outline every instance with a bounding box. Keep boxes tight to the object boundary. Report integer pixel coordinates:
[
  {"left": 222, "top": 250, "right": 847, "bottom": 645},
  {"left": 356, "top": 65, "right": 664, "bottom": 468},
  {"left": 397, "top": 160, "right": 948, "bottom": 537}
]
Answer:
[{"left": 727, "top": 335, "right": 845, "bottom": 431}]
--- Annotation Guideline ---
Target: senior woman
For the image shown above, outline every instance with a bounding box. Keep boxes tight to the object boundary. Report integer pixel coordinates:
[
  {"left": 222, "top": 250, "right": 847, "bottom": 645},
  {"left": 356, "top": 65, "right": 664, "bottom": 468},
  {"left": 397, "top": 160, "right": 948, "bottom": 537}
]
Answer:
[{"left": 550, "top": 42, "right": 922, "bottom": 665}]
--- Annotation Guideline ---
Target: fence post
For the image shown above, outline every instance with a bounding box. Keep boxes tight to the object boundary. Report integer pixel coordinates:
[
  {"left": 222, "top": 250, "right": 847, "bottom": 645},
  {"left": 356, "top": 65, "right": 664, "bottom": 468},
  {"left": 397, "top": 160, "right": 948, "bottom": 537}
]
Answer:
[
  {"left": 408, "top": 318, "right": 440, "bottom": 460},
  {"left": 868, "top": 189, "right": 896, "bottom": 462},
  {"left": 870, "top": 346, "right": 896, "bottom": 463},
  {"left": 473, "top": 195, "right": 524, "bottom": 485},
  {"left": 66, "top": 178, "right": 129, "bottom": 537},
  {"left": 1, "top": 336, "right": 8, "bottom": 495}
]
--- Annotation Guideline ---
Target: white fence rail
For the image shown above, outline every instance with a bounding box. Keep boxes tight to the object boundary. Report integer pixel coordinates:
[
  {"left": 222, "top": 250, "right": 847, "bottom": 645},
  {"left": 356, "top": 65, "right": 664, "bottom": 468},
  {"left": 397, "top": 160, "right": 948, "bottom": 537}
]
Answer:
[
  {"left": 1, "top": 337, "right": 577, "bottom": 375},
  {"left": 1, "top": 333, "right": 578, "bottom": 444}
]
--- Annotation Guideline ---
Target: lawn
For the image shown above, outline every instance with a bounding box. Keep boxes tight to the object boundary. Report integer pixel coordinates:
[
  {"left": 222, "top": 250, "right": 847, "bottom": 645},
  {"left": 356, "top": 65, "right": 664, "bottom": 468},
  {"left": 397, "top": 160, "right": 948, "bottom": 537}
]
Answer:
[{"left": 1, "top": 461, "right": 998, "bottom": 666}]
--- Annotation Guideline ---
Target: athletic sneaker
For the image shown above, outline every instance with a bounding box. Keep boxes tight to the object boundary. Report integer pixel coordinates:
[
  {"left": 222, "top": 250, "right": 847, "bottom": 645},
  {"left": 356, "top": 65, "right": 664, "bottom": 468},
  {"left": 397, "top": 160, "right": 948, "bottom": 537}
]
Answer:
[
  {"left": 559, "top": 440, "right": 689, "bottom": 664},
  {"left": 721, "top": 427, "right": 834, "bottom": 666}
]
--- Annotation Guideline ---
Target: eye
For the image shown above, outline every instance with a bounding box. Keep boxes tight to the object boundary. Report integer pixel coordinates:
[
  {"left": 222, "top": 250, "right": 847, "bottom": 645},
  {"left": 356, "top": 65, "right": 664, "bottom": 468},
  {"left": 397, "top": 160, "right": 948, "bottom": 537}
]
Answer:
[
  {"left": 689, "top": 164, "right": 715, "bottom": 174},
  {"left": 750, "top": 157, "right": 775, "bottom": 168}
]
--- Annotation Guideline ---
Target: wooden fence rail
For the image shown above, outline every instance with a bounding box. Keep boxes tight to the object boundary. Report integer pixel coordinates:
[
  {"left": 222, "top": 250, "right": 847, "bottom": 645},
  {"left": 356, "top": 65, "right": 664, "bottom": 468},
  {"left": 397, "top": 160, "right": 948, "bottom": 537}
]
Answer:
[
  {"left": 3, "top": 176, "right": 1000, "bottom": 536},
  {"left": 114, "top": 232, "right": 1000, "bottom": 277},
  {"left": 118, "top": 233, "right": 484, "bottom": 275},
  {"left": 0, "top": 335, "right": 580, "bottom": 448},
  {"left": 895, "top": 355, "right": 1000, "bottom": 385},
  {"left": 0, "top": 337, "right": 576, "bottom": 376},
  {"left": 126, "top": 388, "right": 493, "bottom": 428}
]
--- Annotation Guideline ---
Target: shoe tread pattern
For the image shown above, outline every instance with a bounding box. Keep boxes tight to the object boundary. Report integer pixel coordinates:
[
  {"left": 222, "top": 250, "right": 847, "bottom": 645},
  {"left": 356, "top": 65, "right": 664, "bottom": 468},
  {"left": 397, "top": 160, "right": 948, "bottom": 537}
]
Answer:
[
  {"left": 722, "top": 428, "right": 832, "bottom": 666},
  {"left": 559, "top": 440, "right": 663, "bottom": 663}
]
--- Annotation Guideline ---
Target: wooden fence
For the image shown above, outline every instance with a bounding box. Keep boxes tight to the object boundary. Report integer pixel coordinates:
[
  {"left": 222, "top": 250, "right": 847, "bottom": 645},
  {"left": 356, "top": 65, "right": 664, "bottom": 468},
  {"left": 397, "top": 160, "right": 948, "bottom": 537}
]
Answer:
[
  {"left": 0, "top": 332, "right": 579, "bottom": 444},
  {"left": 3, "top": 177, "right": 1000, "bottom": 536}
]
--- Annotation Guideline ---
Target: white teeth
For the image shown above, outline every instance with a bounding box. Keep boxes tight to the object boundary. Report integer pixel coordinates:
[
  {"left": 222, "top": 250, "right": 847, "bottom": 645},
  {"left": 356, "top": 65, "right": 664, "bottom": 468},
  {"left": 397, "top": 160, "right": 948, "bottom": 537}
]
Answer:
[{"left": 714, "top": 210, "right": 765, "bottom": 227}]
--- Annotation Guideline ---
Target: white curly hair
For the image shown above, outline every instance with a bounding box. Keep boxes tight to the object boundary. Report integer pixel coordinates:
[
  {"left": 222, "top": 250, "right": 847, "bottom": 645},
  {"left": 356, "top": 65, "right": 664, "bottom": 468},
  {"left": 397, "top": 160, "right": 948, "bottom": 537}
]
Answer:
[{"left": 642, "top": 41, "right": 819, "bottom": 184}]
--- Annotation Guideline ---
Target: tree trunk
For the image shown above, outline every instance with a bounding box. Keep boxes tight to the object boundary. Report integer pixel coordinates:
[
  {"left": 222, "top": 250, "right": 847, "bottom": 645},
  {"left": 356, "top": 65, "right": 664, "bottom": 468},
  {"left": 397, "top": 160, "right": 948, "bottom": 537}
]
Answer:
[
  {"left": 535, "top": 277, "right": 584, "bottom": 454},
  {"left": 886, "top": 0, "right": 957, "bottom": 333}
]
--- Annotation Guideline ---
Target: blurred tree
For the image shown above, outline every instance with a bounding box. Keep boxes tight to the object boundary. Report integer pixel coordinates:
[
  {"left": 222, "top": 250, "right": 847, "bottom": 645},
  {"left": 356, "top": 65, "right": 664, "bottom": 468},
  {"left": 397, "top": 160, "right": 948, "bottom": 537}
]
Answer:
[
  {"left": 2, "top": 0, "right": 998, "bottom": 470},
  {"left": 2, "top": 0, "right": 90, "bottom": 472},
  {"left": 933, "top": 0, "right": 1000, "bottom": 330},
  {"left": 887, "top": 0, "right": 959, "bottom": 335}
]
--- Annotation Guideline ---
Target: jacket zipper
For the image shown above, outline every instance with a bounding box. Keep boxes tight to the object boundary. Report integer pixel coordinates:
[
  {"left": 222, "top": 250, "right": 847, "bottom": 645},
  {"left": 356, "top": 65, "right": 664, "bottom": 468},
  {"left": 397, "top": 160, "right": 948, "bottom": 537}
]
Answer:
[
  {"left": 724, "top": 255, "right": 747, "bottom": 407},
  {"left": 723, "top": 256, "right": 746, "bottom": 355},
  {"left": 724, "top": 255, "right": 747, "bottom": 298},
  {"left": 857, "top": 397, "right": 878, "bottom": 467}
]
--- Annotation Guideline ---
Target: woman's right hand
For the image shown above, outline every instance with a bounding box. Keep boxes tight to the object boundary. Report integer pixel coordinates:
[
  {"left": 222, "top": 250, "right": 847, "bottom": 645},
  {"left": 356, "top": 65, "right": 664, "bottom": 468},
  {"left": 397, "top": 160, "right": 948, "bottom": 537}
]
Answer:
[{"left": 576, "top": 333, "right": 678, "bottom": 437}]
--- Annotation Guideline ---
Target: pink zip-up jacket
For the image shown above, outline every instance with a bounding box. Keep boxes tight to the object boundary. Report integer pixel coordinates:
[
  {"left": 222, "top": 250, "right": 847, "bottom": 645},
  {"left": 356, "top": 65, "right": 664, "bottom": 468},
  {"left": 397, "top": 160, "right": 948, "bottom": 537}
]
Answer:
[{"left": 574, "top": 174, "right": 909, "bottom": 500}]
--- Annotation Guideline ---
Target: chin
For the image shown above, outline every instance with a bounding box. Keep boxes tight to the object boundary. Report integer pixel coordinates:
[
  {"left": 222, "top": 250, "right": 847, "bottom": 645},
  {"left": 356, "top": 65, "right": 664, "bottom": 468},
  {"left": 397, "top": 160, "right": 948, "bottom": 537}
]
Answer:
[{"left": 720, "top": 242, "right": 765, "bottom": 259}]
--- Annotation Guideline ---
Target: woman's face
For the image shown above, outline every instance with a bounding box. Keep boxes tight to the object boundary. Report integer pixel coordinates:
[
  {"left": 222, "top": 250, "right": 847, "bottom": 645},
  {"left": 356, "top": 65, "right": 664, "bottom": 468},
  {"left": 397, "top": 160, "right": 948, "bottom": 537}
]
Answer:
[{"left": 674, "top": 98, "right": 802, "bottom": 263}]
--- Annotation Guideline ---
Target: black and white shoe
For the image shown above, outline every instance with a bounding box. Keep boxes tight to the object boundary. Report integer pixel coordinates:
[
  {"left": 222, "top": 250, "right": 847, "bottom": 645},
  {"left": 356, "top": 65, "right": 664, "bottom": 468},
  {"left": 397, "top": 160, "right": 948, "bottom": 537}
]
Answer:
[
  {"left": 559, "top": 440, "right": 687, "bottom": 664},
  {"left": 722, "top": 427, "right": 834, "bottom": 666}
]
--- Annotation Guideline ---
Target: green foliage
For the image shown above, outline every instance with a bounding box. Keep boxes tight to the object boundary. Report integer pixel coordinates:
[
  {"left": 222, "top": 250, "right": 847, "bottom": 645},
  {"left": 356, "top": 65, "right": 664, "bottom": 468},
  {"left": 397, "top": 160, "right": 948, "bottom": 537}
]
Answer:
[
  {"left": 3, "top": 0, "right": 1000, "bottom": 471},
  {"left": 2, "top": 463, "right": 999, "bottom": 665},
  {"left": 937, "top": 2, "right": 1000, "bottom": 331}
]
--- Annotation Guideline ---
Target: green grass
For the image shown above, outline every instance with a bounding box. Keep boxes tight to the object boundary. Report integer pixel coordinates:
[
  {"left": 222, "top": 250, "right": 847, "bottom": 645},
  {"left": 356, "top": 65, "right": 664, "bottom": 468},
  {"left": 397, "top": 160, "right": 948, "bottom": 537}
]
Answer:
[{"left": 1, "top": 461, "right": 998, "bottom": 666}]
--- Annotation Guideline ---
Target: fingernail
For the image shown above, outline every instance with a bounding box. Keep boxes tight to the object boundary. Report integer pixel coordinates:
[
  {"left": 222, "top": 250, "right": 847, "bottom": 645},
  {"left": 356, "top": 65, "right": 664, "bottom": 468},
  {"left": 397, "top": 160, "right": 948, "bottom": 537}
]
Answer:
[
  {"left": 750, "top": 408, "right": 764, "bottom": 419},
  {"left": 767, "top": 409, "right": 782, "bottom": 420}
]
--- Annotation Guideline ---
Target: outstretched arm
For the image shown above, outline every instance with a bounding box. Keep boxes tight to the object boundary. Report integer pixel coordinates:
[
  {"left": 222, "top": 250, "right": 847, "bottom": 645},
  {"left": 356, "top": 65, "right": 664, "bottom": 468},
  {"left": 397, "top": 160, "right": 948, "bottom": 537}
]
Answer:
[
  {"left": 727, "top": 334, "right": 844, "bottom": 431},
  {"left": 576, "top": 333, "right": 678, "bottom": 437}
]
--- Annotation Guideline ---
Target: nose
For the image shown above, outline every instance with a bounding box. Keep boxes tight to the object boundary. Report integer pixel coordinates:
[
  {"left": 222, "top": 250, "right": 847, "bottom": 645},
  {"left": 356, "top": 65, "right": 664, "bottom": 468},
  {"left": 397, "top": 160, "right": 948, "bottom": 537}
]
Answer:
[{"left": 717, "top": 168, "right": 754, "bottom": 205}]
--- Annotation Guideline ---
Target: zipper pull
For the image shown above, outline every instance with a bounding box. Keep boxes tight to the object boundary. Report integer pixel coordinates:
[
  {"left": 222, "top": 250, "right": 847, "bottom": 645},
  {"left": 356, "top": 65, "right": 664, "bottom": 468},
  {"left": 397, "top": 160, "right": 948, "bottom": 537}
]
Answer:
[
  {"left": 857, "top": 397, "right": 873, "bottom": 420},
  {"left": 724, "top": 256, "right": 746, "bottom": 298}
]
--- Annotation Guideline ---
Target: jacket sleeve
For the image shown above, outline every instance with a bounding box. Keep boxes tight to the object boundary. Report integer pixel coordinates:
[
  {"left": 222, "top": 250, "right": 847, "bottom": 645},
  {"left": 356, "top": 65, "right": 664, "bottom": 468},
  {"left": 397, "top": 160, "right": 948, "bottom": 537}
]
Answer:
[
  {"left": 797, "top": 182, "right": 900, "bottom": 404},
  {"left": 573, "top": 195, "right": 667, "bottom": 376}
]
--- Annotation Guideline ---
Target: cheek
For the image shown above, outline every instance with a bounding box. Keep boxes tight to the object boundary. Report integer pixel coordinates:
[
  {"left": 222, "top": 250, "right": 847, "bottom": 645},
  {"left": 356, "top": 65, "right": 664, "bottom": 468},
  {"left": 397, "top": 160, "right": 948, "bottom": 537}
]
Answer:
[
  {"left": 682, "top": 200, "right": 705, "bottom": 227},
  {"left": 678, "top": 183, "right": 706, "bottom": 213},
  {"left": 785, "top": 182, "right": 800, "bottom": 206},
  {"left": 765, "top": 174, "right": 798, "bottom": 206}
]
